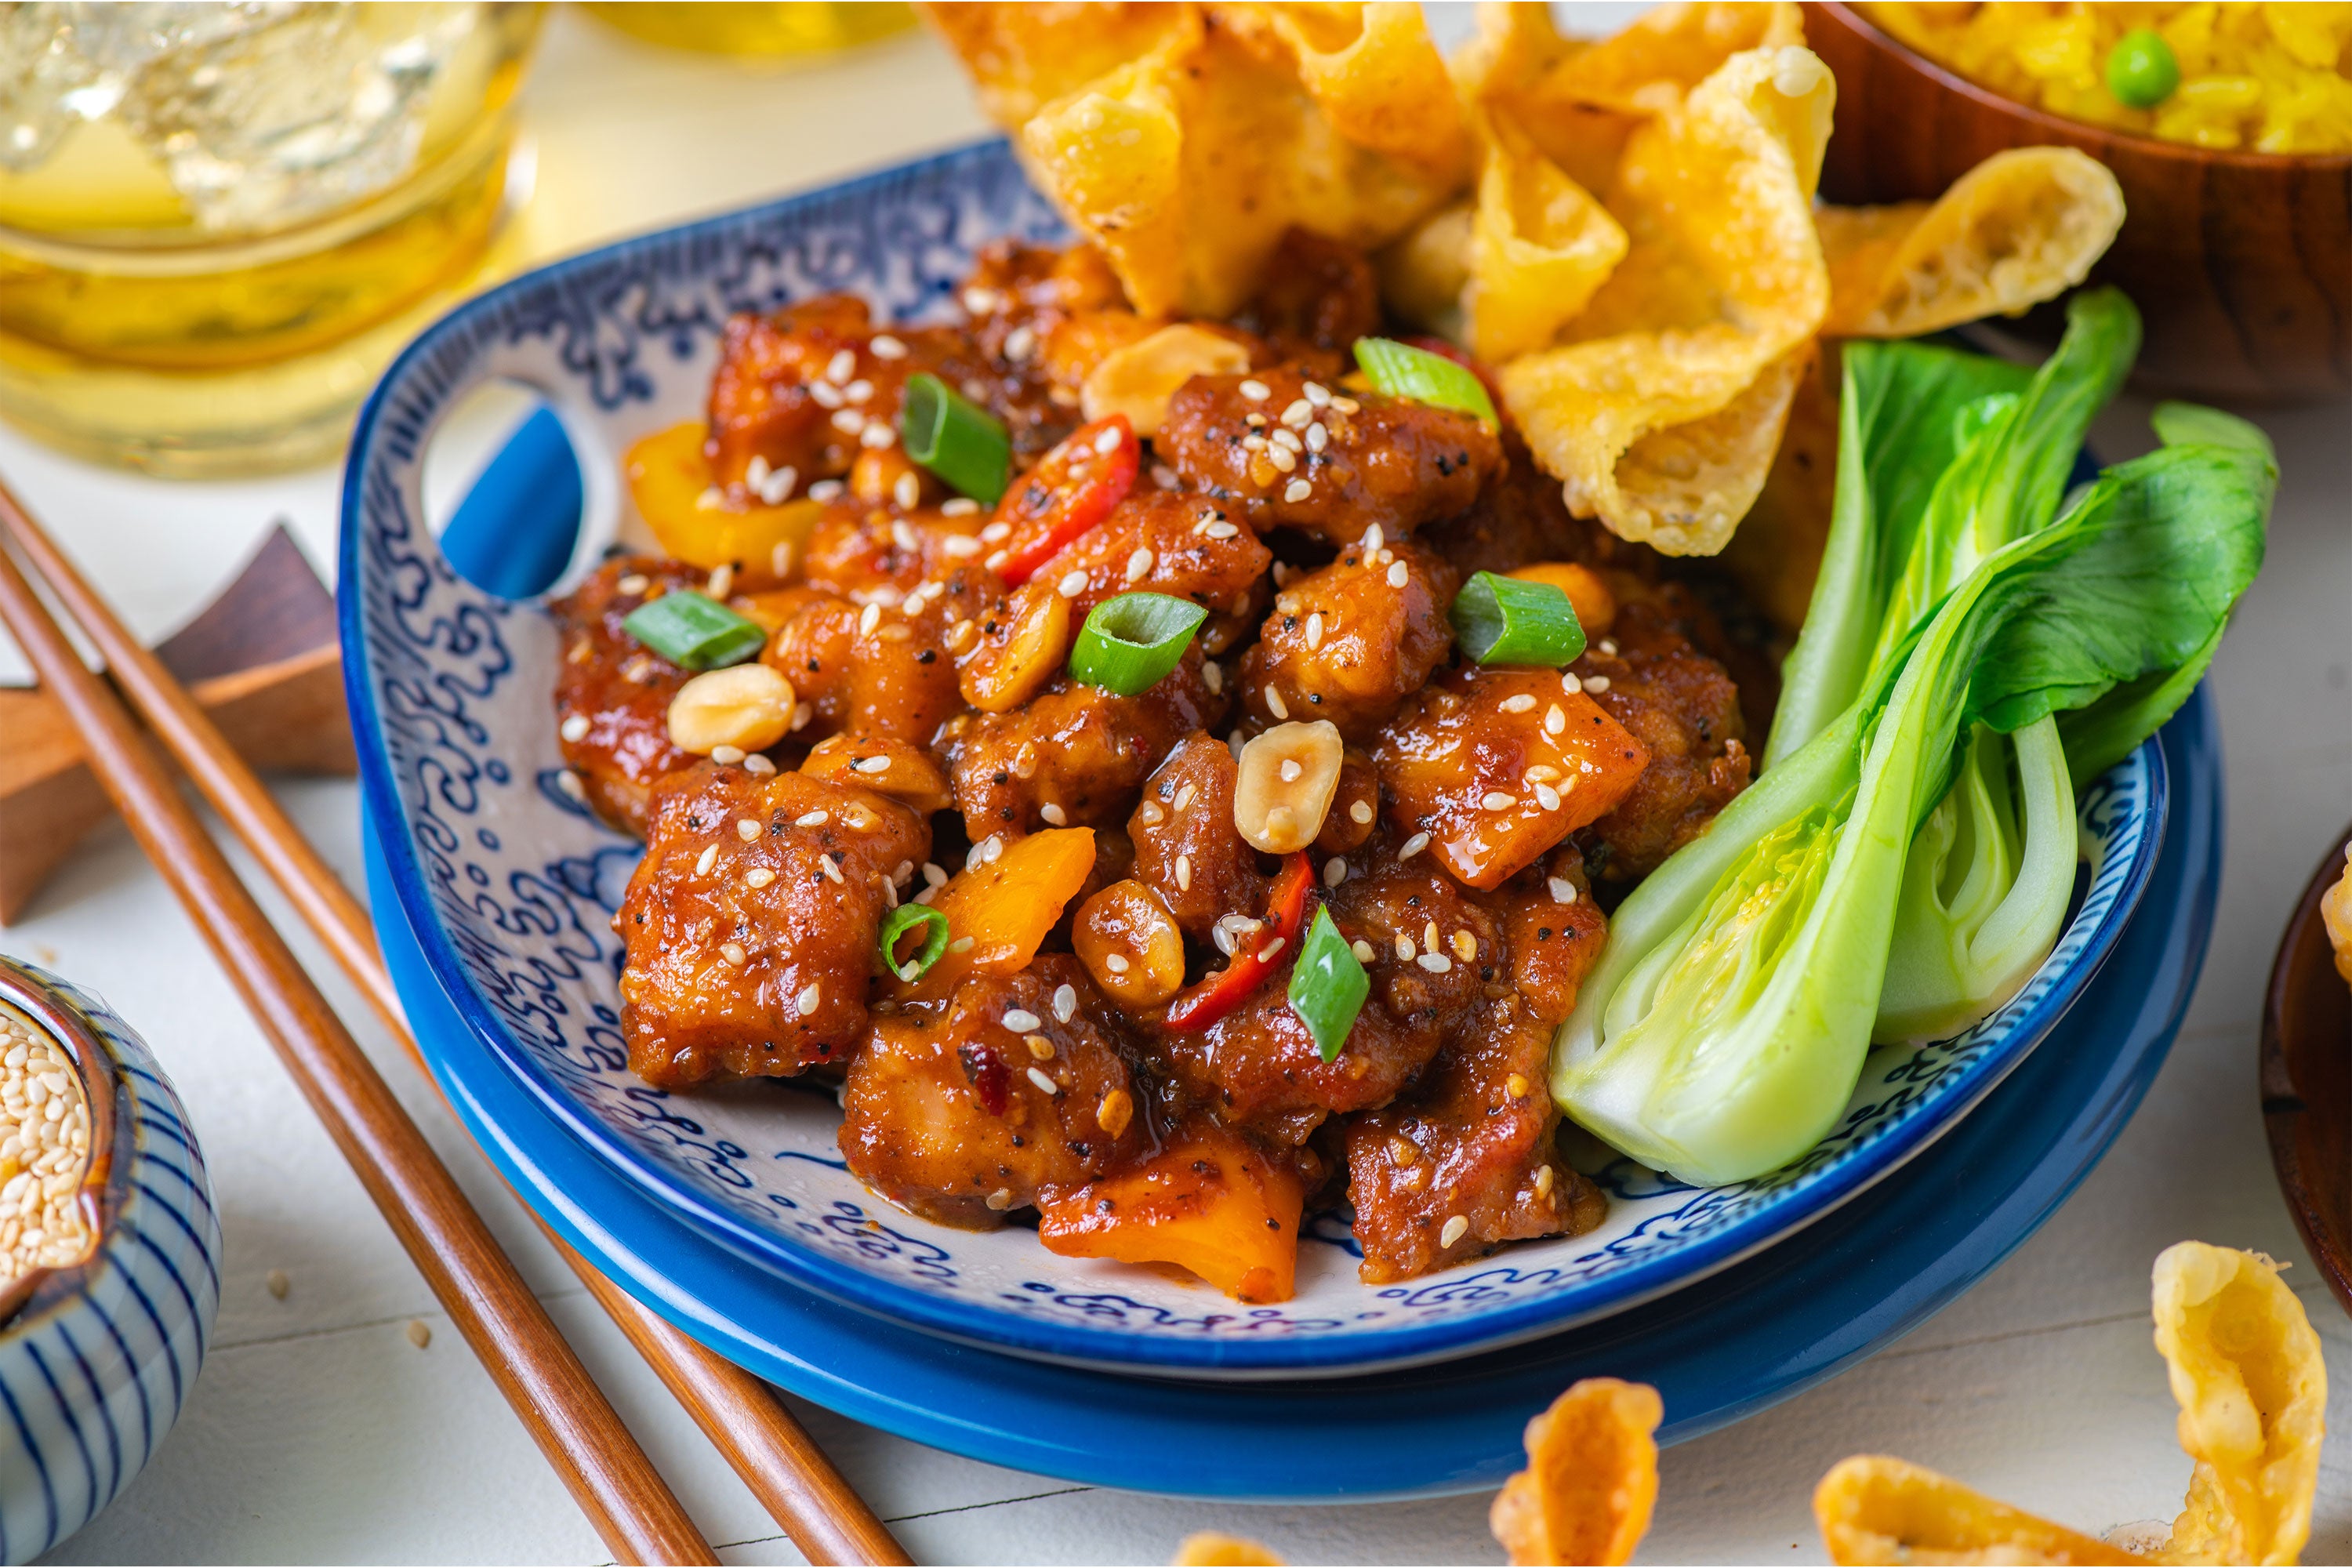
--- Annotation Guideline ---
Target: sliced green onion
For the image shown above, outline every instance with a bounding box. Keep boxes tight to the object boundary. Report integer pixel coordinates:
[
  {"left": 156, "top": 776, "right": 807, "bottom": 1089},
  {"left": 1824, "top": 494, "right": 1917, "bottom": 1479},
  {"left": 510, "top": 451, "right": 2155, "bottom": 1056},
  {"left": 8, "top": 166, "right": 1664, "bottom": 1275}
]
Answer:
[
  {"left": 1352, "top": 336, "right": 1497, "bottom": 424},
  {"left": 877, "top": 904, "right": 950, "bottom": 982},
  {"left": 1069, "top": 591, "right": 1209, "bottom": 696},
  {"left": 1450, "top": 572, "right": 1585, "bottom": 667},
  {"left": 1288, "top": 907, "right": 1368, "bottom": 1064},
  {"left": 900, "top": 372, "right": 1011, "bottom": 504},
  {"left": 621, "top": 590, "right": 765, "bottom": 670}
]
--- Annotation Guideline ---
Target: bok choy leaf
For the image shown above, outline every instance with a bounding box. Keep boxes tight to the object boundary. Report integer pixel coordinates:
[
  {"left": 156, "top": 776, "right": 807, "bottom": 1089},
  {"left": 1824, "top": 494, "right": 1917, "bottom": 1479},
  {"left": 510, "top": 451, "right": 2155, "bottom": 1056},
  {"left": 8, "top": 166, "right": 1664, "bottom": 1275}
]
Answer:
[{"left": 1553, "top": 441, "right": 2274, "bottom": 1185}]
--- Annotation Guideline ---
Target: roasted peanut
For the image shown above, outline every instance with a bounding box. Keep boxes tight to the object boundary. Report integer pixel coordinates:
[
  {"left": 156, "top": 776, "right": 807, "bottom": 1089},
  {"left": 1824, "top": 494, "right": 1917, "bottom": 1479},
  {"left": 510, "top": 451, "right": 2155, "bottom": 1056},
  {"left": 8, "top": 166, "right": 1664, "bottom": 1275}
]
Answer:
[
  {"left": 960, "top": 580, "right": 1072, "bottom": 713},
  {"left": 666, "top": 663, "right": 797, "bottom": 755},
  {"left": 1233, "top": 720, "right": 1345, "bottom": 854},
  {"left": 1074, "top": 879, "right": 1186, "bottom": 1007}
]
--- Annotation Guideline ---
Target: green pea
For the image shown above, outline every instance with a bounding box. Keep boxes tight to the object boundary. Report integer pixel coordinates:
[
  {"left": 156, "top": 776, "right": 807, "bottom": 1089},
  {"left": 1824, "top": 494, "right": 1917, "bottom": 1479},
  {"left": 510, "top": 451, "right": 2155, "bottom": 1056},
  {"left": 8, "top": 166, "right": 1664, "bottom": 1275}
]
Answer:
[{"left": 2105, "top": 28, "right": 2180, "bottom": 110}]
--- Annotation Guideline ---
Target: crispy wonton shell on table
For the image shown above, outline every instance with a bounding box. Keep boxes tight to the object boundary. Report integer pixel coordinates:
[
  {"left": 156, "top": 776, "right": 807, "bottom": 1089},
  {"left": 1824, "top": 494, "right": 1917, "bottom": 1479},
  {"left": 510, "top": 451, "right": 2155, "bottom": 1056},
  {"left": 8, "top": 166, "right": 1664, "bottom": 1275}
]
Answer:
[
  {"left": 1813, "top": 1243, "right": 2328, "bottom": 1567},
  {"left": 1490, "top": 1377, "right": 1664, "bottom": 1567}
]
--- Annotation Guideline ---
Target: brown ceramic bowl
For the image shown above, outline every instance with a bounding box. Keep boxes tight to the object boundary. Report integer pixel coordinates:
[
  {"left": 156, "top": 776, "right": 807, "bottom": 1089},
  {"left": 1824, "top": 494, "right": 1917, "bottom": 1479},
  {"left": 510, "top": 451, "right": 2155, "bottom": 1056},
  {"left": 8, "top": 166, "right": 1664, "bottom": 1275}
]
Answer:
[
  {"left": 2260, "top": 826, "right": 2352, "bottom": 1321},
  {"left": 1803, "top": 2, "right": 2352, "bottom": 403}
]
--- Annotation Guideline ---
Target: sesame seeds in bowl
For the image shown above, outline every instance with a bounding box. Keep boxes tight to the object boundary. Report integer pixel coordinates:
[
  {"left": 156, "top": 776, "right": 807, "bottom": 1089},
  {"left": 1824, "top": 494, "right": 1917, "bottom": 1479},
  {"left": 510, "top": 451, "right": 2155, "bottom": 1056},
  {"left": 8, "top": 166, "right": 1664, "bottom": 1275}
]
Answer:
[{"left": 0, "top": 1000, "right": 96, "bottom": 1280}]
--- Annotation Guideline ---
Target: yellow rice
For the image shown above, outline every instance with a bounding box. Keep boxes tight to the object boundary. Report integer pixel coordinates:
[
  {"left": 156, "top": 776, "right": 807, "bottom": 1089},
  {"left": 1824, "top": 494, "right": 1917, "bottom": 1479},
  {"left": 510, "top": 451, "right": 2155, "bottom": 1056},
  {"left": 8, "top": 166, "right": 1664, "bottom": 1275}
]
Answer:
[{"left": 1860, "top": 3, "right": 2352, "bottom": 154}]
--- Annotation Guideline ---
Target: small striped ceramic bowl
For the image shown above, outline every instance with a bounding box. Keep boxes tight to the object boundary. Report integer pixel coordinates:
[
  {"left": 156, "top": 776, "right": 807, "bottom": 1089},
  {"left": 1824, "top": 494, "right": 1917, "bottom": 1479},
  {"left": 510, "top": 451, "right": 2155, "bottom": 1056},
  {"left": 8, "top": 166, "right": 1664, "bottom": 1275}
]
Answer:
[{"left": 0, "top": 956, "right": 220, "bottom": 1565}]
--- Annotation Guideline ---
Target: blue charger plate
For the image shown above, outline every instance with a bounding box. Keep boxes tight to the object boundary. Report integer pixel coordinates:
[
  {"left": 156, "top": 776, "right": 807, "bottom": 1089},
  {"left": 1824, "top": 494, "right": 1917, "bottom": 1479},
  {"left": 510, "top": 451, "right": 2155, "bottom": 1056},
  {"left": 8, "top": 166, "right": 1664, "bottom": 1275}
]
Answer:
[
  {"left": 340, "top": 137, "right": 2174, "bottom": 1377},
  {"left": 358, "top": 691, "right": 2220, "bottom": 1500}
]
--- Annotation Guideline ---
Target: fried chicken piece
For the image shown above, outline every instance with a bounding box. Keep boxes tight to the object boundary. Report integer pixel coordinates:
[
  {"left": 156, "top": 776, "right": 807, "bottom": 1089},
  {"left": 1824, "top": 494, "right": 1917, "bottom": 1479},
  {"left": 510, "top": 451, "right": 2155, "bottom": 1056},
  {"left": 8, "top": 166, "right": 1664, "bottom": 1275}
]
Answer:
[
  {"left": 549, "top": 556, "right": 706, "bottom": 837},
  {"left": 1127, "top": 733, "right": 1265, "bottom": 940},
  {"left": 1239, "top": 536, "right": 1457, "bottom": 742},
  {"left": 615, "top": 764, "right": 927, "bottom": 1088}
]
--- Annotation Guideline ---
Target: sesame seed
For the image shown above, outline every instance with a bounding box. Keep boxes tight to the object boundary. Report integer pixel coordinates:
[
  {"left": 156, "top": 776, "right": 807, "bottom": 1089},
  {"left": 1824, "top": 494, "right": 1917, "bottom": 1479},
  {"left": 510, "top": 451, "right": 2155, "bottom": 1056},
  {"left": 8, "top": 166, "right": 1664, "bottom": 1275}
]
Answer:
[
  {"left": 1562, "top": 672, "right": 1584, "bottom": 695},
  {"left": 560, "top": 714, "right": 590, "bottom": 743},
  {"left": 1303, "top": 382, "right": 1331, "bottom": 406},
  {"left": 744, "top": 868, "right": 775, "bottom": 890},
  {"left": 1094, "top": 425, "right": 1123, "bottom": 455},
  {"left": 1599, "top": 638, "right": 1618, "bottom": 656},
  {"left": 1280, "top": 398, "right": 1313, "bottom": 426},
  {"left": 1349, "top": 800, "right": 1374, "bottom": 825},
  {"left": 1242, "top": 434, "right": 1267, "bottom": 452},
  {"left": 893, "top": 472, "right": 920, "bottom": 510},
  {"left": 1387, "top": 561, "right": 1409, "bottom": 588},
  {"left": 1002, "top": 1009, "right": 1043, "bottom": 1034},
  {"left": 708, "top": 563, "right": 736, "bottom": 599},
  {"left": 1105, "top": 953, "right": 1131, "bottom": 974},
  {"left": 1545, "top": 705, "right": 1567, "bottom": 735},
  {"left": 825, "top": 348, "right": 856, "bottom": 383},
  {"left": 1395, "top": 935, "right": 1416, "bottom": 961},
  {"left": 971, "top": 835, "right": 1004, "bottom": 866},
  {"left": 1265, "top": 445, "right": 1297, "bottom": 474},
  {"left": 853, "top": 755, "right": 891, "bottom": 775},
  {"left": 808, "top": 479, "right": 844, "bottom": 503},
  {"left": 1501, "top": 694, "right": 1536, "bottom": 713},
  {"left": 845, "top": 379, "right": 874, "bottom": 405},
  {"left": 1305, "top": 423, "right": 1329, "bottom": 452},
  {"left": 941, "top": 496, "right": 978, "bottom": 517},
  {"left": 1175, "top": 854, "right": 1192, "bottom": 891},
  {"left": 694, "top": 844, "right": 718, "bottom": 877},
  {"left": 820, "top": 856, "right": 845, "bottom": 884},
  {"left": 556, "top": 769, "right": 585, "bottom": 801},
  {"left": 1352, "top": 939, "right": 1377, "bottom": 963},
  {"left": 710, "top": 744, "right": 746, "bottom": 765},
  {"left": 985, "top": 1188, "right": 1013, "bottom": 1210},
  {"left": 616, "top": 573, "right": 651, "bottom": 596},
  {"left": 870, "top": 334, "right": 907, "bottom": 360},
  {"left": 1138, "top": 800, "right": 1166, "bottom": 828},
  {"left": 1004, "top": 324, "right": 1036, "bottom": 361},
  {"left": 761, "top": 465, "right": 797, "bottom": 505},
  {"left": 1257, "top": 937, "right": 1287, "bottom": 964},
  {"left": 1283, "top": 478, "right": 1312, "bottom": 503},
  {"left": 1399, "top": 832, "right": 1429, "bottom": 859},
  {"left": 858, "top": 602, "right": 881, "bottom": 637},
  {"left": 1152, "top": 463, "right": 1179, "bottom": 488},
  {"left": 1057, "top": 569, "right": 1088, "bottom": 598},
  {"left": 695, "top": 486, "right": 725, "bottom": 512},
  {"left": 1203, "top": 662, "right": 1225, "bottom": 695},
  {"left": 797, "top": 810, "right": 829, "bottom": 828},
  {"left": 1265, "top": 687, "right": 1289, "bottom": 720},
  {"left": 1049, "top": 985, "right": 1077, "bottom": 1025},
  {"left": 942, "top": 535, "right": 981, "bottom": 558},
  {"left": 1424, "top": 920, "right": 1440, "bottom": 951},
  {"left": 1440, "top": 1214, "right": 1468, "bottom": 1248},
  {"left": 407, "top": 1319, "right": 433, "bottom": 1349},
  {"left": 981, "top": 521, "right": 1012, "bottom": 543},
  {"left": 1272, "top": 426, "right": 1304, "bottom": 454},
  {"left": 736, "top": 818, "right": 762, "bottom": 841},
  {"left": 1535, "top": 1165, "right": 1555, "bottom": 1196},
  {"left": 1246, "top": 412, "right": 1268, "bottom": 428},
  {"left": 744, "top": 753, "right": 777, "bottom": 777},
  {"left": 1239, "top": 379, "right": 1271, "bottom": 401},
  {"left": 1040, "top": 803, "right": 1068, "bottom": 826},
  {"left": 1482, "top": 792, "right": 1518, "bottom": 811},
  {"left": 1324, "top": 857, "right": 1347, "bottom": 887},
  {"left": 1026, "top": 1066, "right": 1061, "bottom": 1096},
  {"left": 1279, "top": 759, "right": 1303, "bottom": 782},
  {"left": 948, "top": 936, "right": 975, "bottom": 953},
  {"left": 720, "top": 941, "right": 747, "bottom": 966},
  {"left": 811, "top": 379, "right": 844, "bottom": 409},
  {"left": 1584, "top": 675, "right": 1611, "bottom": 693},
  {"left": 1550, "top": 877, "right": 1580, "bottom": 905},
  {"left": 984, "top": 550, "right": 1011, "bottom": 572},
  {"left": 859, "top": 422, "right": 895, "bottom": 449},
  {"left": 797, "top": 982, "right": 822, "bottom": 1013},
  {"left": 1452, "top": 930, "right": 1477, "bottom": 960},
  {"left": 1331, "top": 395, "right": 1359, "bottom": 414},
  {"left": 1204, "top": 521, "right": 1240, "bottom": 540},
  {"left": 831, "top": 408, "right": 864, "bottom": 434},
  {"left": 1126, "top": 547, "right": 1154, "bottom": 582}
]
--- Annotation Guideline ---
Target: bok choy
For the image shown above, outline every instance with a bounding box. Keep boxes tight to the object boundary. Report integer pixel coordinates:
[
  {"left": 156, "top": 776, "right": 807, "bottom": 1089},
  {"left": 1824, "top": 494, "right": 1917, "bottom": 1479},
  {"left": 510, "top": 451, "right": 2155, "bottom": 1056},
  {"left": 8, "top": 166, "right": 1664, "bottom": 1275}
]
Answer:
[{"left": 1552, "top": 420, "right": 2274, "bottom": 1186}]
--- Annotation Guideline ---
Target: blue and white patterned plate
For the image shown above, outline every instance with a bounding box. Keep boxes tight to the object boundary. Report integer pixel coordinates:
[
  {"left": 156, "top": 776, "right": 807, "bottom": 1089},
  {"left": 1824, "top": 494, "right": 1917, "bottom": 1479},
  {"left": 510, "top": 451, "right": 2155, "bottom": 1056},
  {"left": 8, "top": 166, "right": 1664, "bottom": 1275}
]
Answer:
[{"left": 340, "top": 140, "right": 2169, "bottom": 1378}]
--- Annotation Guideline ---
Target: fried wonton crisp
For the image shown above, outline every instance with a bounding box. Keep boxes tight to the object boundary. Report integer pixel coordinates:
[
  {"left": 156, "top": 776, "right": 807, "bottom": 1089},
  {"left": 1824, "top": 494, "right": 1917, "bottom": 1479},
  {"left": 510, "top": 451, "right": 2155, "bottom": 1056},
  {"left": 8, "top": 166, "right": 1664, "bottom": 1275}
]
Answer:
[
  {"left": 1490, "top": 1377, "right": 1663, "bottom": 1566},
  {"left": 1812, "top": 1243, "right": 2328, "bottom": 1567},
  {"left": 1818, "top": 148, "right": 2127, "bottom": 339},
  {"left": 1172, "top": 1532, "right": 1285, "bottom": 1566},
  {"left": 1497, "top": 44, "right": 1835, "bottom": 555},
  {"left": 927, "top": 2, "right": 1468, "bottom": 318}
]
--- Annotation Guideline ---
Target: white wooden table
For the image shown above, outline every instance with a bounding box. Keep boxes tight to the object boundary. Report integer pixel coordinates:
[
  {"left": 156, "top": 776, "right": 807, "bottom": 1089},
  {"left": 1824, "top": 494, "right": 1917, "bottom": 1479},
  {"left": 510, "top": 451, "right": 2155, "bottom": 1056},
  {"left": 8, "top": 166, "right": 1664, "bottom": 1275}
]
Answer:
[{"left": 2, "top": 11, "right": 2347, "bottom": 1563}]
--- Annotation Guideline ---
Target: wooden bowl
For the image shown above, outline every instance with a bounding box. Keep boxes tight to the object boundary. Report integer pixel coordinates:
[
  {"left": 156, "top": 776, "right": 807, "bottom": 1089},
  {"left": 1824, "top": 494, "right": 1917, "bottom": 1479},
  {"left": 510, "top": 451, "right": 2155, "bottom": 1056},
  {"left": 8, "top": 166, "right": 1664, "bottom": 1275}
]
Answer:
[
  {"left": 1803, "top": 2, "right": 2352, "bottom": 404},
  {"left": 2259, "top": 826, "right": 2352, "bottom": 1321}
]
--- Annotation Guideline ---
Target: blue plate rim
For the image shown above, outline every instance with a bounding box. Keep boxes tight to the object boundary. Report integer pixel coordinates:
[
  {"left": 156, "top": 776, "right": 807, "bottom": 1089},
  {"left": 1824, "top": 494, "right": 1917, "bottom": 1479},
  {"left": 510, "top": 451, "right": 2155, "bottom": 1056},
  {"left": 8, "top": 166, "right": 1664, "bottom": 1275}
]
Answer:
[
  {"left": 361, "top": 691, "right": 2223, "bottom": 1500},
  {"left": 339, "top": 136, "right": 2167, "bottom": 1376}
]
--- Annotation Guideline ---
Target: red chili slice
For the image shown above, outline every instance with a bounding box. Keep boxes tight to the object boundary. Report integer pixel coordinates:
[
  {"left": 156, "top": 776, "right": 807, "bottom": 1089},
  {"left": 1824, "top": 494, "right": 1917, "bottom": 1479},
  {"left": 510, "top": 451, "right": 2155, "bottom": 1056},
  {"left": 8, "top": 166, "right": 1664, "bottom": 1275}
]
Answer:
[
  {"left": 1163, "top": 851, "right": 1314, "bottom": 1032},
  {"left": 992, "top": 414, "right": 1139, "bottom": 586}
]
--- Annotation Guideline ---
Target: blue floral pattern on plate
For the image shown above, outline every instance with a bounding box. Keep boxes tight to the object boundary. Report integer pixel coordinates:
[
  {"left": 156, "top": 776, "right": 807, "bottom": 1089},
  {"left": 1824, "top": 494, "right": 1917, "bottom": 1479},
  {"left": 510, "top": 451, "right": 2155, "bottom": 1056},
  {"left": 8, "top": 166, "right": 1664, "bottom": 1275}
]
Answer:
[{"left": 341, "top": 139, "right": 2167, "bottom": 1378}]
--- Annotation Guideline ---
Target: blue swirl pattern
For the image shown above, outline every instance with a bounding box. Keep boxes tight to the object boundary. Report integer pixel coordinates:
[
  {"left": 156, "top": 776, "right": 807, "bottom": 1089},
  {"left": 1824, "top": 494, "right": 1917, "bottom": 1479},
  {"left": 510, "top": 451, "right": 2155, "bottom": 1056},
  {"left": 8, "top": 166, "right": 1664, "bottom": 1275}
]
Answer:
[{"left": 341, "top": 140, "right": 2165, "bottom": 1375}]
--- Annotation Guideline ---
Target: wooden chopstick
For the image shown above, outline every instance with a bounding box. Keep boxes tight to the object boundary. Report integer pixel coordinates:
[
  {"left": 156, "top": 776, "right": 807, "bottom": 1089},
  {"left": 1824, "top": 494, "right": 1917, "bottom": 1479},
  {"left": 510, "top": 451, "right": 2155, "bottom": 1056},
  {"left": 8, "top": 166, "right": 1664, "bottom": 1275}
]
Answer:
[
  {"left": 0, "top": 481, "right": 913, "bottom": 1568},
  {"left": 0, "top": 496, "right": 716, "bottom": 1568}
]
